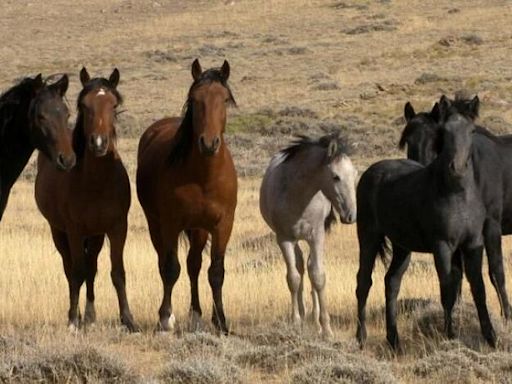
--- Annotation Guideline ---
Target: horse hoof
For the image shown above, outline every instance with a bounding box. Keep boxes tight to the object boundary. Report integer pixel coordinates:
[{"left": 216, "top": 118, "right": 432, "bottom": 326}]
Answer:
[
  {"left": 68, "top": 322, "right": 80, "bottom": 333},
  {"left": 125, "top": 322, "right": 142, "bottom": 333},
  {"left": 322, "top": 328, "right": 334, "bottom": 340},
  {"left": 485, "top": 329, "right": 497, "bottom": 348},
  {"left": 356, "top": 326, "right": 367, "bottom": 348},
  {"left": 189, "top": 311, "right": 203, "bottom": 332},
  {"left": 157, "top": 313, "right": 176, "bottom": 332},
  {"left": 387, "top": 336, "right": 401, "bottom": 352}
]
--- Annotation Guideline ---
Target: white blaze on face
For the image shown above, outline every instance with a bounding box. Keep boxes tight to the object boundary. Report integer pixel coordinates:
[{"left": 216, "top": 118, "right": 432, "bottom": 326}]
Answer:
[
  {"left": 96, "top": 136, "right": 102, "bottom": 147},
  {"left": 96, "top": 88, "right": 106, "bottom": 96}
]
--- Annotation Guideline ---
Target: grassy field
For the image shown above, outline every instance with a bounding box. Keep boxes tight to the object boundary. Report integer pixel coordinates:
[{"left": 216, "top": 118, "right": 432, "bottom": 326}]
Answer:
[{"left": 1, "top": 0, "right": 512, "bottom": 382}]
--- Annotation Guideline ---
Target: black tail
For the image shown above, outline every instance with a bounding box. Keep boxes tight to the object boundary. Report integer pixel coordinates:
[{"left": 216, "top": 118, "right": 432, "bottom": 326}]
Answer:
[{"left": 377, "top": 235, "right": 391, "bottom": 267}]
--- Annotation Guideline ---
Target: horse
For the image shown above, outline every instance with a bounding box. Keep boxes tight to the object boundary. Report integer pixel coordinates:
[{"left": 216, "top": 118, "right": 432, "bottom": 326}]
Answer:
[
  {"left": 356, "top": 110, "right": 496, "bottom": 350},
  {"left": 259, "top": 133, "right": 357, "bottom": 337},
  {"left": 35, "top": 67, "right": 138, "bottom": 332},
  {"left": 137, "top": 59, "right": 237, "bottom": 333},
  {"left": 399, "top": 96, "right": 511, "bottom": 320},
  {"left": 0, "top": 74, "right": 75, "bottom": 220}
]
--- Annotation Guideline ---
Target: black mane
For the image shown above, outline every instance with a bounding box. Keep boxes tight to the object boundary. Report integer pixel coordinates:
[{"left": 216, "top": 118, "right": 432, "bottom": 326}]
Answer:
[
  {"left": 0, "top": 77, "right": 37, "bottom": 141},
  {"left": 73, "top": 78, "right": 123, "bottom": 159},
  {"left": 280, "top": 132, "right": 352, "bottom": 163},
  {"left": 167, "top": 68, "right": 236, "bottom": 165}
]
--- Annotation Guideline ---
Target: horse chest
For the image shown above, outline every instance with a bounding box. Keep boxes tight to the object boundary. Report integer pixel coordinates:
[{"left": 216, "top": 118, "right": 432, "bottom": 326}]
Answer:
[
  {"left": 165, "top": 184, "right": 231, "bottom": 229},
  {"left": 64, "top": 175, "right": 130, "bottom": 233}
]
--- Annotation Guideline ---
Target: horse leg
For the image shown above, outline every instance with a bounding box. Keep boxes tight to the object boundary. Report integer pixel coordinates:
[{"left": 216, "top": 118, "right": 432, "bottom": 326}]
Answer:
[
  {"left": 294, "top": 243, "right": 306, "bottom": 320},
  {"left": 307, "top": 230, "right": 333, "bottom": 338},
  {"left": 66, "top": 232, "right": 87, "bottom": 330},
  {"left": 483, "top": 219, "right": 511, "bottom": 319},
  {"left": 50, "top": 227, "right": 74, "bottom": 328},
  {"left": 107, "top": 221, "right": 139, "bottom": 332},
  {"left": 452, "top": 249, "right": 464, "bottom": 302},
  {"left": 433, "top": 242, "right": 458, "bottom": 339},
  {"left": 83, "top": 235, "right": 104, "bottom": 326},
  {"left": 158, "top": 228, "right": 180, "bottom": 332},
  {"left": 278, "top": 239, "right": 302, "bottom": 326},
  {"left": 385, "top": 244, "right": 411, "bottom": 350},
  {"left": 209, "top": 218, "right": 234, "bottom": 334},
  {"left": 462, "top": 244, "right": 496, "bottom": 347},
  {"left": 356, "top": 232, "right": 382, "bottom": 348},
  {"left": 186, "top": 229, "right": 208, "bottom": 330}
]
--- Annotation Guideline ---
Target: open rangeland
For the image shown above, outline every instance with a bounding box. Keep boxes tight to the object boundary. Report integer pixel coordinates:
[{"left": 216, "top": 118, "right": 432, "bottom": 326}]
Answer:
[{"left": 1, "top": 0, "right": 512, "bottom": 382}]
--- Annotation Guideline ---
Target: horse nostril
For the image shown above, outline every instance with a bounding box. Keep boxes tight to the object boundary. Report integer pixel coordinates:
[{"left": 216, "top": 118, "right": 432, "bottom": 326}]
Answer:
[
  {"left": 213, "top": 137, "right": 221, "bottom": 150},
  {"left": 57, "top": 154, "right": 65, "bottom": 166}
]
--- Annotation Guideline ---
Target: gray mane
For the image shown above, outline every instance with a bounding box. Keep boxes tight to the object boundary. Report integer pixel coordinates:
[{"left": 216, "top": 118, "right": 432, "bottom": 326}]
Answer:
[{"left": 280, "top": 133, "right": 351, "bottom": 163}]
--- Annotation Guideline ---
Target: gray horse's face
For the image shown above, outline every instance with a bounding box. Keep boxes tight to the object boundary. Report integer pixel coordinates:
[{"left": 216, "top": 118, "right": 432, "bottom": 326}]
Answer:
[{"left": 322, "top": 155, "right": 357, "bottom": 224}]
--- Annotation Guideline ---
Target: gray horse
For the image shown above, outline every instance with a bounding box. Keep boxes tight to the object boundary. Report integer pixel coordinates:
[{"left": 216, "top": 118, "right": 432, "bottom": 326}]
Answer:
[{"left": 260, "top": 133, "right": 357, "bottom": 337}]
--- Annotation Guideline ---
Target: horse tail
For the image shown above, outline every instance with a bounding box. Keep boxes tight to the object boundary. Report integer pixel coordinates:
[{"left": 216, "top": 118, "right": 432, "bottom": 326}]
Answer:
[
  {"left": 377, "top": 235, "right": 391, "bottom": 267},
  {"left": 324, "top": 206, "right": 337, "bottom": 232}
]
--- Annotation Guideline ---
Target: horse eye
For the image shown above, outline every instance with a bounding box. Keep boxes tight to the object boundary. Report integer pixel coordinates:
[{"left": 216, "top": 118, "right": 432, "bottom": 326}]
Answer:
[{"left": 333, "top": 175, "right": 341, "bottom": 181}]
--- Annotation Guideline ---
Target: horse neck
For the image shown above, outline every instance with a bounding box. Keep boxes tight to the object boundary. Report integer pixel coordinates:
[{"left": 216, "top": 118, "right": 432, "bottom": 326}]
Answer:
[
  {"left": 432, "top": 152, "right": 475, "bottom": 196},
  {"left": 80, "top": 147, "right": 119, "bottom": 180},
  {"left": 280, "top": 150, "right": 326, "bottom": 205}
]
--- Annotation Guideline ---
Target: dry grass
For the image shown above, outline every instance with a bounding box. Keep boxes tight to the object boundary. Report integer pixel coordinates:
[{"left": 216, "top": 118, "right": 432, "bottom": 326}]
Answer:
[{"left": 1, "top": 0, "right": 512, "bottom": 382}]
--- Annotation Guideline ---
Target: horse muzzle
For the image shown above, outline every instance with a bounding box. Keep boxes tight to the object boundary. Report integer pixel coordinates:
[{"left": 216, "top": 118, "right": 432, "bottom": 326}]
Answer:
[
  {"left": 89, "top": 134, "right": 109, "bottom": 157},
  {"left": 56, "top": 152, "right": 76, "bottom": 171},
  {"left": 199, "top": 135, "right": 221, "bottom": 156}
]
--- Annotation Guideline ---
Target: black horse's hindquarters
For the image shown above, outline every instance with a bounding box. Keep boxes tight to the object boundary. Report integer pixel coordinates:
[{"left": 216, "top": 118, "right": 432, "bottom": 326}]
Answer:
[{"left": 356, "top": 116, "right": 497, "bottom": 350}]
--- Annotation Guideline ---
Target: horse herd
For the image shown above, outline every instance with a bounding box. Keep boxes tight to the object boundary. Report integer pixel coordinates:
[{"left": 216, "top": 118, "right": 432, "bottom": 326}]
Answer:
[{"left": 0, "top": 59, "right": 509, "bottom": 351}]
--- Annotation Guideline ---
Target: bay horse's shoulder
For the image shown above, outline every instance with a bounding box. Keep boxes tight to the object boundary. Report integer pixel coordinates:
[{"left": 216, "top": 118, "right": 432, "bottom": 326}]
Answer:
[{"left": 138, "top": 117, "right": 182, "bottom": 159}]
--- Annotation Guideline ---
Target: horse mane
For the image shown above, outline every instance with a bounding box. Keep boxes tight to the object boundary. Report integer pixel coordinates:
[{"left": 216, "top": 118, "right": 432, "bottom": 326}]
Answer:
[
  {"left": 167, "top": 68, "right": 236, "bottom": 165},
  {"left": 0, "top": 77, "right": 37, "bottom": 140},
  {"left": 73, "top": 78, "right": 123, "bottom": 159},
  {"left": 280, "top": 132, "right": 351, "bottom": 163},
  {"left": 451, "top": 93, "right": 479, "bottom": 120}
]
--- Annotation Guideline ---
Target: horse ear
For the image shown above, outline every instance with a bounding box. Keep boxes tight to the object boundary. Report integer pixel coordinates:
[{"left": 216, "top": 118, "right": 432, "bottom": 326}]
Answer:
[
  {"left": 468, "top": 95, "right": 480, "bottom": 119},
  {"left": 191, "top": 59, "right": 202, "bottom": 81},
  {"left": 220, "top": 60, "right": 230, "bottom": 81},
  {"left": 80, "top": 67, "right": 90, "bottom": 86},
  {"left": 430, "top": 102, "right": 441, "bottom": 123},
  {"left": 327, "top": 139, "right": 338, "bottom": 161},
  {"left": 109, "top": 68, "right": 120, "bottom": 88},
  {"left": 404, "top": 102, "right": 415, "bottom": 122},
  {"left": 33, "top": 73, "right": 44, "bottom": 92},
  {"left": 438, "top": 95, "right": 451, "bottom": 121},
  {"left": 51, "top": 74, "right": 69, "bottom": 97}
]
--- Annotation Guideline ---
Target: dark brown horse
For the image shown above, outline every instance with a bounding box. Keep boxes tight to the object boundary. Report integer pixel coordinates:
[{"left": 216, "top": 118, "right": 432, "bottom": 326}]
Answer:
[
  {"left": 0, "top": 74, "right": 75, "bottom": 220},
  {"left": 137, "top": 59, "right": 237, "bottom": 333},
  {"left": 35, "top": 68, "right": 138, "bottom": 332}
]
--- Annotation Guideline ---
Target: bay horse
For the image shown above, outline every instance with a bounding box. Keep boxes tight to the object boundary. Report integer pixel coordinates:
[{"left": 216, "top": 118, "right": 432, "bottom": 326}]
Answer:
[
  {"left": 137, "top": 59, "right": 237, "bottom": 333},
  {"left": 260, "top": 133, "right": 357, "bottom": 337},
  {"left": 399, "top": 96, "right": 511, "bottom": 320},
  {"left": 356, "top": 110, "right": 496, "bottom": 350},
  {"left": 35, "top": 68, "right": 139, "bottom": 332},
  {"left": 0, "top": 74, "right": 75, "bottom": 220}
]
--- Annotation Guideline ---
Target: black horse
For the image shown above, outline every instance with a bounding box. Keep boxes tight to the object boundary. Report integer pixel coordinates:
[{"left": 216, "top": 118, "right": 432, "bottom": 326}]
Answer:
[
  {"left": 0, "top": 74, "right": 75, "bottom": 219},
  {"left": 399, "top": 95, "right": 511, "bottom": 320},
  {"left": 356, "top": 110, "right": 496, "bottom": 350}
]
